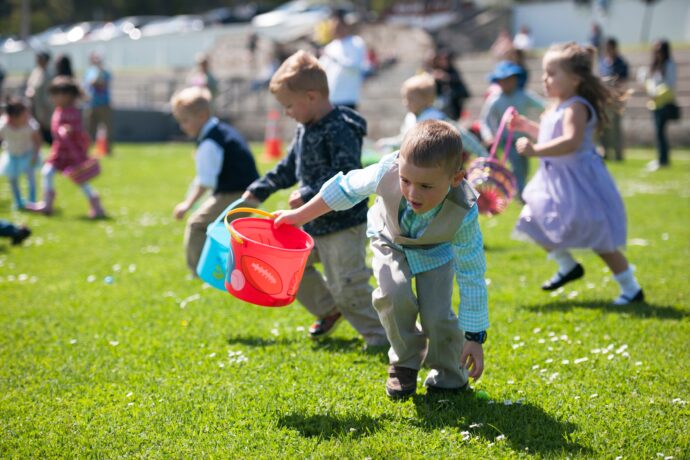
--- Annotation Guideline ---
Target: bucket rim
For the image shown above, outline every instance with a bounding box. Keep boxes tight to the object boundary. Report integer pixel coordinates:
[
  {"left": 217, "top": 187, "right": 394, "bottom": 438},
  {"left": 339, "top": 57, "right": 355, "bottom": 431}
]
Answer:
[{"left": 230, "top": 217, "right": 314, "bottom": 252}]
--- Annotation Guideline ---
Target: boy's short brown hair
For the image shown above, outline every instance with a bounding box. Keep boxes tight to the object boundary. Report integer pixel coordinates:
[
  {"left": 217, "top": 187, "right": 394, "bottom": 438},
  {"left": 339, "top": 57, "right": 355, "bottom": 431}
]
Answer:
[
  {"left": 170, "top": 86, "right": 212, "bottom": 116},
  {"left": 269, "top": 50, "right": 329, "bottom": 96},
  {"left": 402, "top": 73, "right": 436, "bottom": 107},
  {"left": 400, "top": 120, "right": 464, "bottom": 172}
]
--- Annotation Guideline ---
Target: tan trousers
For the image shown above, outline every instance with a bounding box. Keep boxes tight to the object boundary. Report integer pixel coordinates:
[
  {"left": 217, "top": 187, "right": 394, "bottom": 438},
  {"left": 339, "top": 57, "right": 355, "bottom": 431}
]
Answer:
[
  {"left": 370, "top": 237, "right": 468, "bottom": 389},
  {"left": 296, "top": 224, "right": 388, "bottom": 346},
  {"left": 184, "top": 192, "right": 248, "bottom": 274},
  {"left": 84, "top": 105, "right": 113, "bottom": 152}
]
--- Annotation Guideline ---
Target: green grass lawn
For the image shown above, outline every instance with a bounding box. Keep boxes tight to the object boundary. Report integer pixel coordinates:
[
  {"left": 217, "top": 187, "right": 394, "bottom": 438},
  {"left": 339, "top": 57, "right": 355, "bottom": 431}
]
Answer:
[{"left": 1, "top": 144, "right": 688, "bottom": 458}]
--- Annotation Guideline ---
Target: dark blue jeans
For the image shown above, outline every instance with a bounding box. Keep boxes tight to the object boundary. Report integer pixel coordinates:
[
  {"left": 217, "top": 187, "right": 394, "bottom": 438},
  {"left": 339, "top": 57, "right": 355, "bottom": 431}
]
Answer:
[{"left": 653, "top": 105, "right": 674, "bottom": 165}]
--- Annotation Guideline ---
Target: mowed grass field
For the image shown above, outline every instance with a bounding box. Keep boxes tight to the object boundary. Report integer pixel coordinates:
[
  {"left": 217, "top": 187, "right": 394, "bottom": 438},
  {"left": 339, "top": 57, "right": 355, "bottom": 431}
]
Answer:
[{"left": 1, "top": 143, "right": 688, "bottom": 459}]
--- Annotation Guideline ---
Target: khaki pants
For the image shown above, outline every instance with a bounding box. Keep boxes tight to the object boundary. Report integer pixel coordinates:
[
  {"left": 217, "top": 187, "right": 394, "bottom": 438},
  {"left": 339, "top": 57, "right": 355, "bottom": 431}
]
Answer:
[
  {"left": 84, "top": 105, "right": 113, "bottom": 152},
  {"left": 296, "top": 224, "right": 388, "bottom": 346},
  {"left": 371, "top": 237, "right": 468, "bottom": 389},
  {"left": 601, "top": 108, "right": 624, "bottom": 160},
  {"left": 184, "top": 192, "right": 248, "bottom": 274}
]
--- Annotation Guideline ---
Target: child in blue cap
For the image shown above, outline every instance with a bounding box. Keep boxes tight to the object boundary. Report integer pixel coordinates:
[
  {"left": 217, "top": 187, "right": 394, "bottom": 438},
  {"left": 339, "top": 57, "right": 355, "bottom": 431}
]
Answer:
[{"left": 479, "top": 60, "right": 544, "bottom": 198}]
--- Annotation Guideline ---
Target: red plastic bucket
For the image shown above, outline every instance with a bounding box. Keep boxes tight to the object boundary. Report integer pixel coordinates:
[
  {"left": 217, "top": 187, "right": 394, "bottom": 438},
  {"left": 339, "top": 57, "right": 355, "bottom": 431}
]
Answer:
[{"left": 224, "top": 208, "right": 314, "bottom": 307}]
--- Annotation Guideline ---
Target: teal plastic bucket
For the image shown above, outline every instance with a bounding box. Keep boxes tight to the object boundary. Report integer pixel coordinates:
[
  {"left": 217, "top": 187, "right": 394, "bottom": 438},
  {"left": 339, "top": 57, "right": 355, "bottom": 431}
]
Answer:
[{"left": 196, "top": 199, "right": 248, "bottom": 290}]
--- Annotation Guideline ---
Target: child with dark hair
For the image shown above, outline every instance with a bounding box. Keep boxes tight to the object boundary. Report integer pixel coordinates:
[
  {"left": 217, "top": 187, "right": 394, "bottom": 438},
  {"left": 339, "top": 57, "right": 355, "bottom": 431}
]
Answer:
[
  {"left": 0, "top": 97, "right": 42, "bottom": 209},
  {"left": 26, "top": 77, "right": 106, "bottom": 218}
]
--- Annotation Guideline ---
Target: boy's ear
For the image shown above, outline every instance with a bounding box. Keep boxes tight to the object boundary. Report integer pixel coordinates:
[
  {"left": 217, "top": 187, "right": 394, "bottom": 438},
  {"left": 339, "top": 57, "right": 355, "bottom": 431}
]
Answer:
[{"left": 451, "top": 169, "right": 465, "bottom": 187}]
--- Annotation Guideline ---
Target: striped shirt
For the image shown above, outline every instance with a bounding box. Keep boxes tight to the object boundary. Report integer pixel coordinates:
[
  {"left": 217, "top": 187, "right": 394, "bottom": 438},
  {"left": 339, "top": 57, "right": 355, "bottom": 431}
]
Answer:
[{"left": 321, "top": 152, "right": 489, "bottom": 332}]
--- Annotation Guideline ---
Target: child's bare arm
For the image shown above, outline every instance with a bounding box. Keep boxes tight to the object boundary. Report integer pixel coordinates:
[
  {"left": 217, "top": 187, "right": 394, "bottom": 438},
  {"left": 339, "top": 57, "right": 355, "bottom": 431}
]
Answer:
[
  {"left": 509, "top": 113, "right": 540, "bottom": 139},
  {"left": 516, "top": 103, "right": 587, "bottom": 157},
  {"left": 31, "top": 130, "right": 42, "bottom": 157},
  {"left": 173, "top": 183, "right": 207, "bottom": 220}
]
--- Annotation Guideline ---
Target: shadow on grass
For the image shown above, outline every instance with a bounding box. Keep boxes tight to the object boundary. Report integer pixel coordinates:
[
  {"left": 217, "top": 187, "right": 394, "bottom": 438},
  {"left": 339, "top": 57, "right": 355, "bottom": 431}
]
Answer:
[
  {"left": 523, "top": 298, "right": 686, "bottom": 319},
  {"left": 278, "top": 412, "right": 387, "bottom": 439},
  {"left": 413, "top": 393, "right": 589, "bottom": 456},
  {"left": 226, "top": 334, "right": 299, "bottom": 347}
]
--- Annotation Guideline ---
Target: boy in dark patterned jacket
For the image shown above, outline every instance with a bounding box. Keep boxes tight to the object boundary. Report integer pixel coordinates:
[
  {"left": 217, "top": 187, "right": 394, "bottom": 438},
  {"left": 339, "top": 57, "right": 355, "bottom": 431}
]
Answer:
[{"left": 242, "top": 50, "right": 387, "bottom": 347}]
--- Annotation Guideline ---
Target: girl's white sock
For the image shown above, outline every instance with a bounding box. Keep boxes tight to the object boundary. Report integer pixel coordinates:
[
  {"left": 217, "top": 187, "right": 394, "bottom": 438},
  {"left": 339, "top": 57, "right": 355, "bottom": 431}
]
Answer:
[
  {"left": 548, "top": 249, "right": 578, "bottom": 274},
  {"left": 613, "top": 267, "right": 641, "bottom": 298}
]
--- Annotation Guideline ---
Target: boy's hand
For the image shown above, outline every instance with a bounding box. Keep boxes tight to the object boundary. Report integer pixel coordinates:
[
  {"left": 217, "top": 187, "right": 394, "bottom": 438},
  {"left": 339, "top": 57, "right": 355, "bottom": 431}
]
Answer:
[
  {"left": 460, "top": 341, "right": 484, "bottom": 380},
  {"left": 288, "top": 190, "right": 304, "bottom": 209},
  {"left": 173, "top": 202, "right": 190, "bottom": 220},
  {"left": 515, "top": 137, "right": 535, "bottom": 156},
  {"left": 241, "top": 190, "right": 258, "bottom": 203},
  {"left": 273, "top": 209, "right": 305, "bottom": 228}
]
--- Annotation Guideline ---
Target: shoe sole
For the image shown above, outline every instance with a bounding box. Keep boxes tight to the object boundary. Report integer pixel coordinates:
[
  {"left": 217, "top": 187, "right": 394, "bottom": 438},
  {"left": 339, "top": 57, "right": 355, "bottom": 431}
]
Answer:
[
  {"left": 386, "top": 386, "right": 416, "bottom": 399},
  {"left": 308, "top": 315, "right": 344, "bottom": 340}
]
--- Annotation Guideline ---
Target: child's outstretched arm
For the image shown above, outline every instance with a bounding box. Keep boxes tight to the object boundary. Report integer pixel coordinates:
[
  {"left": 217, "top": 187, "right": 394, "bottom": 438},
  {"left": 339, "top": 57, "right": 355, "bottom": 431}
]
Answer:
[
  {"left": 509, "top": 112, "right": 540, "bottom": 140},
  {"left": 516, "top": 102, "right": 587, "bottom": 157}
]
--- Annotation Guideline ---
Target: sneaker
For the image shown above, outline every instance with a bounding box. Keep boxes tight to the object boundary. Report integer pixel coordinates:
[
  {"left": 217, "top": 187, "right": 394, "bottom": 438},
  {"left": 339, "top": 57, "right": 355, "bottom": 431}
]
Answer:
[
  {"left": 612, "top": 289, "right": 645, "bottom": 306},
  {"left": 11, "top": 226, "right": 31, "bottom": 246},
  {"left": 308, "top": 311, "right": 343, "bottom": 339},
  {"left": 385, "top": 365, "right": 418, "bottom": 399},
  {"left": 541, "top": 263, "right": 584, "bottom": 291}
]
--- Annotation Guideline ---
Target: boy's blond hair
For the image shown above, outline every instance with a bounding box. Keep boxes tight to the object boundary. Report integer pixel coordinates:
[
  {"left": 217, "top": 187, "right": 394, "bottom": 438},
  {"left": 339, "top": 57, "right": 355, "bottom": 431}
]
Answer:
[
  {"left": 402, "top": 73, "right": 436, "bottom": 107},
  {"left": 269, "top": 50, "right": 329, "bottom": 96},
  {"left": 170, "top": 86, "right": 212, "bottom": 116},
  {"left": 400, "top": 120, "right": 464, "bottom": 172}
]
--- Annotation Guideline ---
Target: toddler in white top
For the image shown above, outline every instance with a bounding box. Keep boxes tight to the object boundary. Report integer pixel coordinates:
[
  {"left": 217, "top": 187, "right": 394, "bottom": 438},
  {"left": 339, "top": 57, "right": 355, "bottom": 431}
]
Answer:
[{"left": 0, "top": 98, "right": 41, "bottom": 209}]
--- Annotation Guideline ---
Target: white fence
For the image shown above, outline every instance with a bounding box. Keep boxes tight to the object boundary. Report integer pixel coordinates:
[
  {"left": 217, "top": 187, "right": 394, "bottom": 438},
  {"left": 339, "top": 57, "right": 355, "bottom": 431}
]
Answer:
[
  {"left": 513, "top": 0, "right": 690, "bottom": 48},
  {"left": 0, "top": 23, "right": 250, "bottom": 75}
]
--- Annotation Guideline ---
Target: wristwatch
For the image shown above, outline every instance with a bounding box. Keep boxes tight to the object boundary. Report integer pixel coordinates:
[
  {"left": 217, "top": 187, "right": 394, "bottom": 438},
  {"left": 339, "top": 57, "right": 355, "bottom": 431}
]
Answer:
[{"left": 464, "top": 330, "right": 487, "bottom": 344}]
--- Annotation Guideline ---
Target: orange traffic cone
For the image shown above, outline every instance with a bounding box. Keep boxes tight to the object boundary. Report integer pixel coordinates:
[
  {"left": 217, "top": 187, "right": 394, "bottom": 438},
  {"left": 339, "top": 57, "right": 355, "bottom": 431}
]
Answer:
[
  {"left": 263, "top": 109, "right": 283, "bottom": 160},
  {"left": 95, "top": 125, "right": 109, "bottom": 157}
]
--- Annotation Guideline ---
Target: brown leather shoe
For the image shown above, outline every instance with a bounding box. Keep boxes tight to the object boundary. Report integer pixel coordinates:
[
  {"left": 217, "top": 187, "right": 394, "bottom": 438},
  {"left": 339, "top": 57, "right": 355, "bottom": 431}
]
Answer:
[{"left": 386, "top": 365, "right": 418, "bottom": 399}]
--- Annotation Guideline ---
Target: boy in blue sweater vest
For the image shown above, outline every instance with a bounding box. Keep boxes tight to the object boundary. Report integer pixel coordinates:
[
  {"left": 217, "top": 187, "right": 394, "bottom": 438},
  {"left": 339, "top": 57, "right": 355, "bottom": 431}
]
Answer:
[
  {"left": 171, "top": 86, "right": 259, "bottom": 274},
  {"left": 242, "top": 50, "right": 387, "bottom": 347}
]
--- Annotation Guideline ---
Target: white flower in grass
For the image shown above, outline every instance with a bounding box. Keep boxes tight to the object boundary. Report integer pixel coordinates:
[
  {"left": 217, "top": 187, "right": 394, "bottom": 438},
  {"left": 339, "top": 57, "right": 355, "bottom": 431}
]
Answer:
[
  {"left": 126, "top": 392, "right": 133, "bottom": 398},
  {"left": 671, "top": 398, "right": 686, "bottom": 405},
  {"left": 513, "top": 336, "right": 521, "bottom": 341},
  {"left": 503, "top": 400, "right": 513, "bottom": 406},
  {"left": 128, "top": 264, "right": 137, "bottom": 273},
  {"left": 661, "top": 233, "right": 669, "bottom": 241},
  {"left": 461, "top": 431, "right": 471, "bottom": 441},
  {"left": 87, "top": 275, "right": 96, "bottom": 283},
  {"left": 608, "top": 354, "right": 615, "bottom": 360},
  {"left": 538, "top": 339, "right": 546, "bottom": 344},
  {"left": 271, "top": 328, "right": 279, "bottom": 336},
  {"left": 109, "top": 340, "right": 119, "bottom": 346},
  {"left": 549, "top": 372, "right": 559, "bottom": 382},
  {"left": 615, "top": 344, "right": 628, "bottom": 354},
  {"left": 507, "top": 380, "right": 515, "bottom": 385},
  {"left": 532, "top": 365, "right": 540, "bottom": 370},
  {"left": 295, "top": 326, "right": 305, "bottom": 332},
  {"left": 567, "top": 291, "right": 578, "bottom": 299},
  {"left": 545, "top": 358, "right": 553, "bottom": 364},
  {"left": 590, "top": 394, "right": 598, "bottom": 398},
  {"left": 495, "top": 434, "right": 506, "bottom": 441},
  {"left": 533, "top": 327, "right": 541, "bottom": 334},
  {"left": 629, "top": 238, "right": 649, "bottom": 246},
  {"left": 635, "top": 361, "right": 643, "bottom": 366},
  {"left": 562, "top": 359, "right": 570, "bottom": 365},
  {"left": 112, "top": 264, "right": 121, "bottom": 272},
  {"left": 469, "top": 423, "right": 483, "bottom": 428},
  {"left": 209, "top": 352, "right": 216, "bottom": 358},
  {"left": 69, "top": 339, "right": 77, "bottom": 345},
  {"left": 591, "top": 348, "right": 601, "bottom": 354},
  {"left": 574, "top": 357, "right": 588, "bottom": 364},
  {"left": 586, "top": 282, "right": 596, "bottom": 289}
]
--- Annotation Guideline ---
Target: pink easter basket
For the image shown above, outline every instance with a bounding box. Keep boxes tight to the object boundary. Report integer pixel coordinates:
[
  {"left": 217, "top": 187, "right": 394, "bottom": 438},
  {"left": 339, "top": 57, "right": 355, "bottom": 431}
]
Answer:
[{"left": 466, "top": 106, "right": 518, "bottom": 216}]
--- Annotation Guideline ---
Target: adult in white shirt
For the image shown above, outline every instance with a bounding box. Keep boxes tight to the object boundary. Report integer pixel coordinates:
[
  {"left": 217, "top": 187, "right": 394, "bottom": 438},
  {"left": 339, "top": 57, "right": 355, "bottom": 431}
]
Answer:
[
  {"left": 319, "top": 10, "right": 369, "bottom": 110},
  {"left": 512, "top": 26, "right": 533, "bottom": 51}
]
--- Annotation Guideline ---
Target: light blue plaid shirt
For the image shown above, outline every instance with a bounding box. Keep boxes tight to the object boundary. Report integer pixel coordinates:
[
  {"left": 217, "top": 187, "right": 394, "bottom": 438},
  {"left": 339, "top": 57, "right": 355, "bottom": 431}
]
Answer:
[{"left": 321, "top": 153, "right": 489, "bottom": 332}]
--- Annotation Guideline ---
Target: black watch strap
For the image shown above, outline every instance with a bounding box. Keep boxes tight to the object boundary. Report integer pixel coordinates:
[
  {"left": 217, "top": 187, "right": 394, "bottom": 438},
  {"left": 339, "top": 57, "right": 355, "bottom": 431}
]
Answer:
[{"left": 464, "top": 330, "right": 487, "bottom": 344}]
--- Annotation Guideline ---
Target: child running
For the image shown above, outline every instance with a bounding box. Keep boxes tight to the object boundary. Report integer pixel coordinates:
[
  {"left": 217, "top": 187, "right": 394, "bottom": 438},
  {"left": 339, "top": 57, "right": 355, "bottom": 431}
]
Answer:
[
  {"left": 27, "top": 76, "right": 106, "bottom": 218},
  {"left": 0, "top": 97, "right": 41, "bottom": 210},
  {"left": 242, "top": 50, "right": 387, "bottom": 347},
  {"left": 510, "top": 42, "right": 644, "bottom": 305},
  {"left": 274, "top": 120, "right": 489, "bottom": 398}
]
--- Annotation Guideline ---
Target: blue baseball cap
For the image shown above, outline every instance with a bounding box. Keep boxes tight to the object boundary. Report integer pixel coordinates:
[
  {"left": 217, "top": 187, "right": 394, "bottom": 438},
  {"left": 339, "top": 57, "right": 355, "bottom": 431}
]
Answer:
[{"left": 487, "top": 60, "right": 525, "bottom": 83}]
